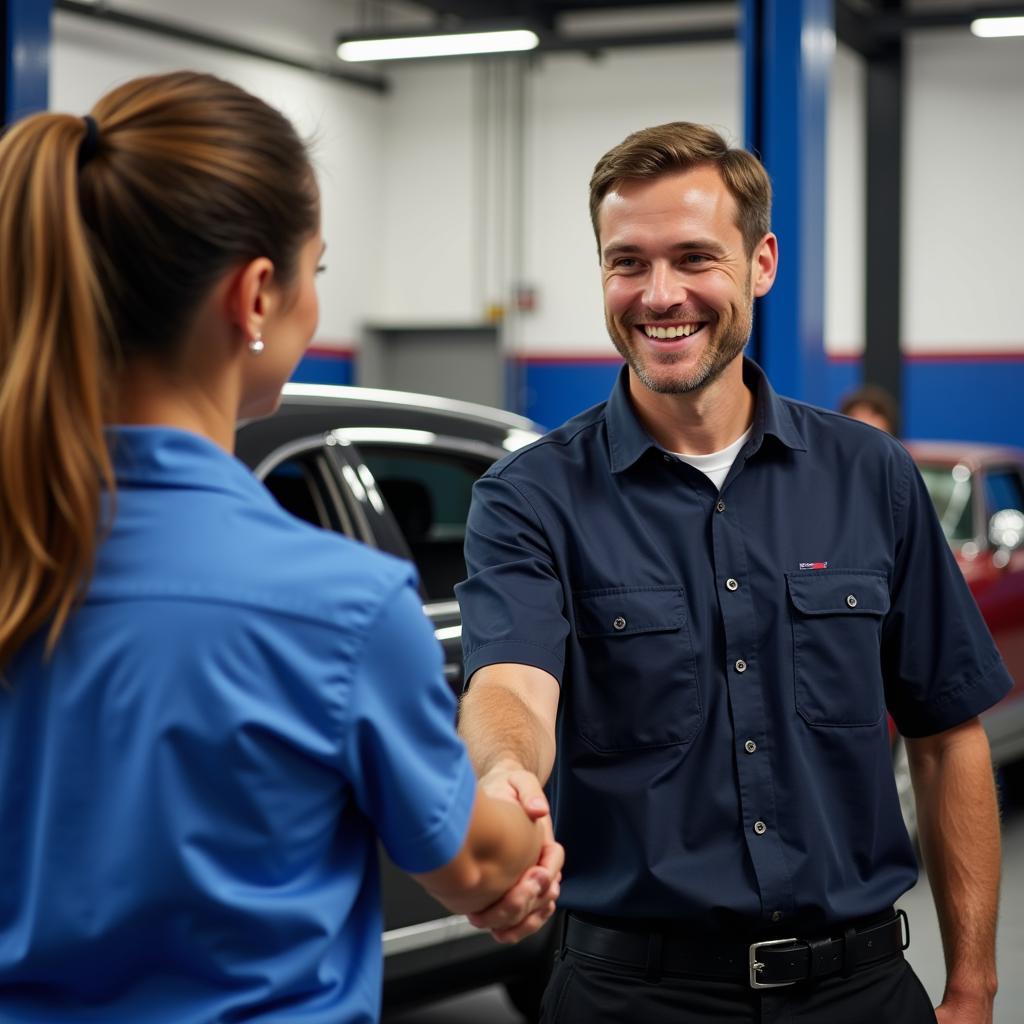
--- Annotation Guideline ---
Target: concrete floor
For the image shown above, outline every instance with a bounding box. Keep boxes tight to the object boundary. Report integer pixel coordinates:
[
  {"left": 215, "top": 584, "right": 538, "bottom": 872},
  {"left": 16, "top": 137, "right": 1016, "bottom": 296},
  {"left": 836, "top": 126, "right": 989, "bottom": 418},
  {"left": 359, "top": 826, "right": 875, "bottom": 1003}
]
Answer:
[{"left": 385, "top": 792, "right": 1024, "bottom": 1024}]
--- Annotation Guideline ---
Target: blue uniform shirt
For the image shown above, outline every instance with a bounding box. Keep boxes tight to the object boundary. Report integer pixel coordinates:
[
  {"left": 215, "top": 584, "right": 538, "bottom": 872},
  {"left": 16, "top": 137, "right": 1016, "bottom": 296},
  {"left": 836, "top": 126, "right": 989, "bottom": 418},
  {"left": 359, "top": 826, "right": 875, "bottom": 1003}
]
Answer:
[
  {"left": 458, "top": 360, "right": 1011, "bottom": 934},
  {"left": 0, "top": 426, "right": 476, "bottom": 1023}
]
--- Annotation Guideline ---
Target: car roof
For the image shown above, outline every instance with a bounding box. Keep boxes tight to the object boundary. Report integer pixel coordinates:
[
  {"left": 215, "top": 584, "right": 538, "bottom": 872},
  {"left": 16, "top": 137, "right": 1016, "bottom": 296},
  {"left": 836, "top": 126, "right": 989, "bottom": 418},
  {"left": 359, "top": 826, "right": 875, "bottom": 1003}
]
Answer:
[{"left": 280, "top": 383, "right": 541, "bottom": 434}]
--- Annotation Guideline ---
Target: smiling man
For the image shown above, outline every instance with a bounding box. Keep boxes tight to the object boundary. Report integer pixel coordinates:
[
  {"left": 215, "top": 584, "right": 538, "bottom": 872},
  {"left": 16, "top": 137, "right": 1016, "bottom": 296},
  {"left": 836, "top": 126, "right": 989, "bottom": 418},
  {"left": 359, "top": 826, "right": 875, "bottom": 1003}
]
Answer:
[{"left": 456, "top": 123, "right": 1009, "bottom": 1023}]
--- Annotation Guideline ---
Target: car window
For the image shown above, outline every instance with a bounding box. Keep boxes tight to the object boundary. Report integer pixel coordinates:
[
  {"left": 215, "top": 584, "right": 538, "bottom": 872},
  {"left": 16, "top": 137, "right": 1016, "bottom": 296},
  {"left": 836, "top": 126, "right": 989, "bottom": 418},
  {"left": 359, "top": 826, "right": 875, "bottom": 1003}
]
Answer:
[
  {"left": 358, "top": 447, "right": 491, "bottom": 602},
  {"left": 983, "top": 468, "right": 1024, "bottom": 517},
  {"left": 917, "top": 463, "right": 975, "bottom": 542},
  {"left": 263, "top": 453, "right": 355, "bottom": 536}
]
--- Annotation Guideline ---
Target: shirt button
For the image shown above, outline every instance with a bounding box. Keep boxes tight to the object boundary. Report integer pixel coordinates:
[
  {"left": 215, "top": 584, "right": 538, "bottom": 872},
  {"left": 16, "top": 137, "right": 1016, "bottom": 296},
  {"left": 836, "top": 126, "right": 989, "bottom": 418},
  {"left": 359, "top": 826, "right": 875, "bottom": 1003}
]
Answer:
[
  {"left": 725, "top": 578, "right": 739, "bottom": 591},
  {"left": 771, "top": 911, "right": 783, "bottom": 923},
  {"left": 735, "top": 659, "right": 747, "bottom": 673},
  {"left": 744, "top": 739, "right": 757, "bottom": 754},
  {"left": 663, "top": 454, "right": 673, "bottom": 463},
  {"left": 753, "top": 820, "right": 767, "bottom": 836},
  {"left": 613, "top": 616, "right": 627, "bottom": 630},
  {"left": 846, "top": 594, "right": 858, "bottom": 608},
  {"left": 716, "top": 499, "right": 726, "bottom": 513}
]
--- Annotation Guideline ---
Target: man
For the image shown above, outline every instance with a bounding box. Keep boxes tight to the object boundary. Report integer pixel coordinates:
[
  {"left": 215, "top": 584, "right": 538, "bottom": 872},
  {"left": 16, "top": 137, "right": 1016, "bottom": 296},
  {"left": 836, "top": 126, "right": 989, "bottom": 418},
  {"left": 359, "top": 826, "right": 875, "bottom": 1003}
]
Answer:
[
  {"left": 456, "top": 123, "right": 1009, "bottom": 1023},
  {"left": 839, "top": 384, "right": 899, "bottom": 435}
]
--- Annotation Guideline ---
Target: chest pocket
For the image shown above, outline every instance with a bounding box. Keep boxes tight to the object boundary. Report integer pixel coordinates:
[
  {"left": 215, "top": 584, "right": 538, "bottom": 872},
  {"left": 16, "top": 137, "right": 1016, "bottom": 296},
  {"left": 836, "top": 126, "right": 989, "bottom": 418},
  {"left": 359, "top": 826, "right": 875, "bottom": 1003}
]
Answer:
[
  {"left": 786, "top": 570, "right": 890, "bottom": 727},
  {"left": 572, "top": 586, "right": 702, "bottom": 752}
]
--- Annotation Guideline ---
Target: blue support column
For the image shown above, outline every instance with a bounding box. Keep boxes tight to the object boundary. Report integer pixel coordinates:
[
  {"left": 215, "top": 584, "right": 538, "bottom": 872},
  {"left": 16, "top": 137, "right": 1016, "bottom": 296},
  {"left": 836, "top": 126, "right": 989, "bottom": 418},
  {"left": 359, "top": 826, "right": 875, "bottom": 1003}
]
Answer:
[
  {"left": 2, "top": 0, "right": 50, "bottom": 127},
  {"left": 742, "top": 0, "right": 832, "bottom": 405}
]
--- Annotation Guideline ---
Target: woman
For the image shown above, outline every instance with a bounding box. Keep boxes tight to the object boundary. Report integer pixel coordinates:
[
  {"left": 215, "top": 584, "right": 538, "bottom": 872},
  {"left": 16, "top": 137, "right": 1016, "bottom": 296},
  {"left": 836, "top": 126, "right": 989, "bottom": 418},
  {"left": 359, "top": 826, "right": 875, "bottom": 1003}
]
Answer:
[{"left": 0, "top": 72, "right": 555, "bottom": 1023}]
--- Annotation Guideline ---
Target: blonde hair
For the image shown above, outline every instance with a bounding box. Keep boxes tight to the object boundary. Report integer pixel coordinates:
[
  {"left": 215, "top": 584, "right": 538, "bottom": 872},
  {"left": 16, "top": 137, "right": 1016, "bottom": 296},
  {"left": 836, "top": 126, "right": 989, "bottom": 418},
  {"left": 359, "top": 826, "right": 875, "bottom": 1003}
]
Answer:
[{"left": 0, "top": 72, "right": 318, "bottom": 669}]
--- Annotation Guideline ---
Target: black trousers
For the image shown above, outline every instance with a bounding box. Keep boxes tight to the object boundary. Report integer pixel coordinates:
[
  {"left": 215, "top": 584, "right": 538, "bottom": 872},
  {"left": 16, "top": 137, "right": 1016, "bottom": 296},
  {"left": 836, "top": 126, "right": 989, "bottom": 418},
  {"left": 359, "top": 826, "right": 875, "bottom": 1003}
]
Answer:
[{"left": 539, "top": 948, "right": 937, "bottom": 1024}]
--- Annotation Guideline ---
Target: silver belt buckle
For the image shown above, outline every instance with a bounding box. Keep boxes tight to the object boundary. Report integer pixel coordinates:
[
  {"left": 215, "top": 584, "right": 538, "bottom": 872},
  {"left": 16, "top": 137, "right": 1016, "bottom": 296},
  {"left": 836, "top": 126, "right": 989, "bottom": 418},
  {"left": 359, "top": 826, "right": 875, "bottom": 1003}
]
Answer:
[{"left": 748, "top": 937, "right": 799, "bottom": 989}]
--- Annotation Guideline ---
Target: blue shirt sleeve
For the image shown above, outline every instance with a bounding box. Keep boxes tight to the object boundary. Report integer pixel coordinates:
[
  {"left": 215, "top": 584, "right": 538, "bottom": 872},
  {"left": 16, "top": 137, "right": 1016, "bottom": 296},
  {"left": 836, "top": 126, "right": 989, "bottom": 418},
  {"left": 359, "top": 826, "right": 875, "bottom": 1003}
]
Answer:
[
  {"left": 456, "top": 473, "right": 570, "bottom": 686},
  {"left": 342, "top": 579, "right": 477, "bottom": 874},
  {"left": 883, "top": 449, "right": 1013, "bottom": 736}
]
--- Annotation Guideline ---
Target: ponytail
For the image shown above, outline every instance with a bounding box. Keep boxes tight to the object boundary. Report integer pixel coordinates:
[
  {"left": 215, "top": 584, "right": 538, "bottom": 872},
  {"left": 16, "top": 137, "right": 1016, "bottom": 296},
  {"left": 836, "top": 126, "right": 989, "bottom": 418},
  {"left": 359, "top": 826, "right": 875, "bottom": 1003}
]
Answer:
[
  {"left": 0, "top": 114, "right": 113, "bottom": 668},
  {"left": 0, "top": 73, "right": 318, "bottom": 672}
]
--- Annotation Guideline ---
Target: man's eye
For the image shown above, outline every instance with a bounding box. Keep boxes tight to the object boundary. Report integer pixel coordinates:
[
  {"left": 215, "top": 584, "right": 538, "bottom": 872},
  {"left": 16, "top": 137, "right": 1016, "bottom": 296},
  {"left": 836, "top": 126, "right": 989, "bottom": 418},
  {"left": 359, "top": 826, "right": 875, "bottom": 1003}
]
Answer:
[
  {"left": 682, "top": 253, "right": 710, "bottom": 264},
  {"left": 316, "top": 264, "right": 328, "bottom": 275},
  {"left": 612, "top": 258, "right": 639, "bottom": 269}
]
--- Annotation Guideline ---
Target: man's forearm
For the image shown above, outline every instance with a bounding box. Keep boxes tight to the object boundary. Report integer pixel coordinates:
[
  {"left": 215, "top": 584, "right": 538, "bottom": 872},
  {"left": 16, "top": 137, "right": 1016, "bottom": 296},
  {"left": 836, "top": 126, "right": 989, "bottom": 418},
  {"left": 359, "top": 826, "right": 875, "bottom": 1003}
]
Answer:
[
  {"left": 909, "top": 719, "right": 1000, "bottom": 1008},
  {"left": 459, "top": 679, "right": 555, "bottom": 784}
]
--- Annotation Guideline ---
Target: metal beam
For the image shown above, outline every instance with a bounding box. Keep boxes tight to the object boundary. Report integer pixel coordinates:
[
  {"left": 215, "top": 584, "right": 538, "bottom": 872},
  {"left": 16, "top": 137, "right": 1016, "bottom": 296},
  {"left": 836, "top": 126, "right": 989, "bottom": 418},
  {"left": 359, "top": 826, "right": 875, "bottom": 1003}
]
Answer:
[
  {"left": 742, "top": 0, "right": 832, "bottom": 404},
  {"left": 54, "top": 0, "right": 389, "bottom": 94},
  {"left": 2, "top": 0, "right": 50, "bottom": 127},
  {"left": 863, "top": 2, "right": 903, "bottom": 430}
]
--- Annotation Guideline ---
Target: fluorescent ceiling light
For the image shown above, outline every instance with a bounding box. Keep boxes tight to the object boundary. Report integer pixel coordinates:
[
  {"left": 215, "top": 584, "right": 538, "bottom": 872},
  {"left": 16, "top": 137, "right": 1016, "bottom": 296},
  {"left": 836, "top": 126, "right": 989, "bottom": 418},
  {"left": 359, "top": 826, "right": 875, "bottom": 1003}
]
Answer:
[
  {"left": 970, "top": 16, "right": 1024, "bottom": 37},
  {"left": 337, "top": 28, "right": 539, "bottom": 62}
]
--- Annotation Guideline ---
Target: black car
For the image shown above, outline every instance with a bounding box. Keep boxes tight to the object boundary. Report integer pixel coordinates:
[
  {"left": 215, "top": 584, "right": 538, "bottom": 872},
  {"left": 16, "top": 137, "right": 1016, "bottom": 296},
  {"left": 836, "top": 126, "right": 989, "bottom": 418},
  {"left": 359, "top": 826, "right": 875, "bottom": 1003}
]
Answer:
[{"left": 235, "top": 383, "right": 552, "bottom": 1017}]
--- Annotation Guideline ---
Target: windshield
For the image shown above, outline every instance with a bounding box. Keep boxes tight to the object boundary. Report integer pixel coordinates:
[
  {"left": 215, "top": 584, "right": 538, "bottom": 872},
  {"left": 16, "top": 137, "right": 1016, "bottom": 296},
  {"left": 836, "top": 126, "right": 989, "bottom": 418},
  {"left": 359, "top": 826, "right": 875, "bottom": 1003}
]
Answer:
[{"left": 917, "top": 463, "right": 975, "bottom": 543}]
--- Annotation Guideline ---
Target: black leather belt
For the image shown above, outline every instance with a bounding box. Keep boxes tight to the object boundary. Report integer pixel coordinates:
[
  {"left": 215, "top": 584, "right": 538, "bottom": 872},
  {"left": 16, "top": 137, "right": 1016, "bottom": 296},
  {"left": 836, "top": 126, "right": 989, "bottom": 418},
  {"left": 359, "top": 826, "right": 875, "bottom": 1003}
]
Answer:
[{"left": 563, "top": 909, "right": 909, "bottom": 989}]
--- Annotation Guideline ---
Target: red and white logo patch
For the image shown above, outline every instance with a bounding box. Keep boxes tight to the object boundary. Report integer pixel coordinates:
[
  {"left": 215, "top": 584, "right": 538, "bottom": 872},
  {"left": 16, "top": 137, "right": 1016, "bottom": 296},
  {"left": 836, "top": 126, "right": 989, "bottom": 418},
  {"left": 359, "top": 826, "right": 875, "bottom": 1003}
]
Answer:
[{"left": 799, "top": 561, "right": 829, "bottom": 570}]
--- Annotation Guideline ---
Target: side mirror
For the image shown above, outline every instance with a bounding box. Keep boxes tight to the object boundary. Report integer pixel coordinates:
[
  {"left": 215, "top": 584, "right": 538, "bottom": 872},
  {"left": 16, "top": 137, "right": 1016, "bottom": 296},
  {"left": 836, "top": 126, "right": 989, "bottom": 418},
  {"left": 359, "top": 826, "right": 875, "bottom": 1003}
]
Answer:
[{"left": 988, "top": 509, "right": 1024, "bottom": 562}]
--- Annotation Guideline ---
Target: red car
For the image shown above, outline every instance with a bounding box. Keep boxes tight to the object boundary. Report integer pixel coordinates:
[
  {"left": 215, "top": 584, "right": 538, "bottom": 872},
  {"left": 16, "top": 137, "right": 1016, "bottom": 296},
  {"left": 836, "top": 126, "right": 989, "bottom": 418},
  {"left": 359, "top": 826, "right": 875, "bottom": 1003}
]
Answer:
[
  {"left": 891, "top": 442, "right": 1024, "bottom": 832},
  {"left": 907, "top": 442, "right": 1024, "bottom": 761}
]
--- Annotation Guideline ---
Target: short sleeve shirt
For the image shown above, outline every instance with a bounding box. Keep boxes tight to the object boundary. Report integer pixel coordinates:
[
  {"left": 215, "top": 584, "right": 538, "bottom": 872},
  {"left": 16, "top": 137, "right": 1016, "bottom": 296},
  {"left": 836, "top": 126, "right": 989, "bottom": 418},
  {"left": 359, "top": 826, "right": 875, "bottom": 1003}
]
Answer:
[
  {"left": 457, "top": 360, "right": 1011, "bottom": 934},
  {"left": 0, "top": 426, "right": 476, "bottom": 1023}
]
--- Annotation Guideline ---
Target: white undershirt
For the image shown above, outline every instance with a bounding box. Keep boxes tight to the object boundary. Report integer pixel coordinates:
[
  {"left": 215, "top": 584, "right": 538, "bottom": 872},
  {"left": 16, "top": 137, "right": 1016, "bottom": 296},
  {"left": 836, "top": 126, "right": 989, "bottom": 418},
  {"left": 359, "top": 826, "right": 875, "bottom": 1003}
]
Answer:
[{"left": 671, "top": 426, "right": 752, "bottom": 491}]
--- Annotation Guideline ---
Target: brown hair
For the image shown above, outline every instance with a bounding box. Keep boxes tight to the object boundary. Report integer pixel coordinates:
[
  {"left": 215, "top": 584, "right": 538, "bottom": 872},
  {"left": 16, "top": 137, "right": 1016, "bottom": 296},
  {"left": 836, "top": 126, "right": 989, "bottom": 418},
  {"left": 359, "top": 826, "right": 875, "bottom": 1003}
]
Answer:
[
  {"left": 839, "top": 384, "right": 899, "bottom": 433},
  {"left": 0, "top": 72, "right": 319, "bottom": 669},
  {"left": 588, "top": 122, "right": 772, "bottom": 257}
]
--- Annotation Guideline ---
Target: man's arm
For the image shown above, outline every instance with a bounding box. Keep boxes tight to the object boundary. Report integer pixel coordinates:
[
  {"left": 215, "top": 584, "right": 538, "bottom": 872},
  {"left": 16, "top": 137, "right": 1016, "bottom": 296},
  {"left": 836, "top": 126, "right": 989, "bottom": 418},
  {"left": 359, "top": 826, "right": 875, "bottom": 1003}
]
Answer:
[
  {"left": 457, "top": 663, "right": 563, "bottom": 941},
  {"left": 907, "top": 717, "right": 1000, "bottom": 1024}
]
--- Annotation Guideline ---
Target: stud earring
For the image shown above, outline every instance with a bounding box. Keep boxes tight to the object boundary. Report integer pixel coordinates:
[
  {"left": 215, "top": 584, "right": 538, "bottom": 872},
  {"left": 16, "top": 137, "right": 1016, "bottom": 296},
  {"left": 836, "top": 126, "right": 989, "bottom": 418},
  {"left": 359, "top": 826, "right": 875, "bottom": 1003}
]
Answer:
[{"left": 248, "top": 334, "right": 265, "bottom": 355}]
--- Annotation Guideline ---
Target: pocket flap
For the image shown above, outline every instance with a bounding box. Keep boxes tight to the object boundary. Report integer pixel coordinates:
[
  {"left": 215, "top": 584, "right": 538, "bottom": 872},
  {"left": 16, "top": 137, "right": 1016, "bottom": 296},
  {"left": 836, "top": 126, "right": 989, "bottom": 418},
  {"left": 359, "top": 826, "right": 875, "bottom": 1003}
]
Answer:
[
  {"left": 574, "top": 586, "right": 685, "bottom": 638},
  {"left": 786, "top": 571, "right": 890, "bottom": 616}
]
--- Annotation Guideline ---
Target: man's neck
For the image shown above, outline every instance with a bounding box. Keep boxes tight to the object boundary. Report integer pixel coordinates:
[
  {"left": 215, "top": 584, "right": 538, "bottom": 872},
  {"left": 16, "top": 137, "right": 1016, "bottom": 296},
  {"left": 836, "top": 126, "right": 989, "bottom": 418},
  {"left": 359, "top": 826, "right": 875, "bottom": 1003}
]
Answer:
[{"left": 627, "top": 357, "right": 754, "bottom": 456}]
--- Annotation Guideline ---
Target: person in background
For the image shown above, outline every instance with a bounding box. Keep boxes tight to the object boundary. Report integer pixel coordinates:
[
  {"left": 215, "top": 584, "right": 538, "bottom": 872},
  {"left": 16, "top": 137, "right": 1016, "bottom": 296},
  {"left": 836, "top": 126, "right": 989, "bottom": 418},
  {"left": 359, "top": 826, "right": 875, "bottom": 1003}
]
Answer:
[
  {"left": 0, "top": 72, "right": 559, "bottom": 1024},
  {"left": 456, "top": 122, "right": 1007, "bottom": 1023},
  {"left": 840, "top": 383, "right": 900, "bottom": 435}
]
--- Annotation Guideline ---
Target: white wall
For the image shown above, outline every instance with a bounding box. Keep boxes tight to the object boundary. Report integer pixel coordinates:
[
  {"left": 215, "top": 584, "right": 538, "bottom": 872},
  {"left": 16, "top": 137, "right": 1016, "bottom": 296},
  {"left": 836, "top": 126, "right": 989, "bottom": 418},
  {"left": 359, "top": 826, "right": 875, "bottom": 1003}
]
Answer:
[
  {"left": 825, "top": 44, "right": 866, "bottom": 357},
  {"left": 904, "top": 30, "right": 1024, "bottom": 353},
  {"left": 48, "top": 6, "right": 1024, "bottom": 365},
  {"left": 50, "top": 9, "right": 387, "bottom": 350}
]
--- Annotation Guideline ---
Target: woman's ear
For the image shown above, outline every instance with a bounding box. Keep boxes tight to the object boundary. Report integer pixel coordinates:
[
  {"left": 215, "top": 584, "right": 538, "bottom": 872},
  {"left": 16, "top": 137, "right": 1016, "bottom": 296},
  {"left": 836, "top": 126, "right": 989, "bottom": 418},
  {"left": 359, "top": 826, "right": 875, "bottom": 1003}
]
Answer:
[{"left": 224, "top": 257, "right": 275, "bottom": 345}]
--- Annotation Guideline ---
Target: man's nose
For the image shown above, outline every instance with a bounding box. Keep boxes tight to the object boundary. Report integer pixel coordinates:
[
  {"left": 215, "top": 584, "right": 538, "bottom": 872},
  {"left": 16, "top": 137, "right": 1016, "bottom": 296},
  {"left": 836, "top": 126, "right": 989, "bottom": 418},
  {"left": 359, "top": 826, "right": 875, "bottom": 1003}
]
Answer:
[{"left": 642, "top": 262, "right": 684, "bottom": 314}]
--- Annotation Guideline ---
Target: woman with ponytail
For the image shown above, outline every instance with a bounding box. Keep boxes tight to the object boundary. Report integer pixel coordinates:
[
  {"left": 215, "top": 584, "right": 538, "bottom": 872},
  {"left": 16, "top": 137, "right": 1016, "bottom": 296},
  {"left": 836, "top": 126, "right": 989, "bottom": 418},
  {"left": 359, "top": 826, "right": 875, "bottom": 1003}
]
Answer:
[{"left": 0, "top": 73, "right": 558, "bottom": 1023}]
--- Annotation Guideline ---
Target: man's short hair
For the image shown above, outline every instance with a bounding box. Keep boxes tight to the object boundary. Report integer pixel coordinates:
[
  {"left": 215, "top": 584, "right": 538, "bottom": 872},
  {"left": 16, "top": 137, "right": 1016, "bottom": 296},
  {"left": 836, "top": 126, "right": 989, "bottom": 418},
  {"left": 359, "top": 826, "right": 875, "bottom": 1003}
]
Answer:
[{"left": 588, "top": 122, "right": 772, "bottom": 257}]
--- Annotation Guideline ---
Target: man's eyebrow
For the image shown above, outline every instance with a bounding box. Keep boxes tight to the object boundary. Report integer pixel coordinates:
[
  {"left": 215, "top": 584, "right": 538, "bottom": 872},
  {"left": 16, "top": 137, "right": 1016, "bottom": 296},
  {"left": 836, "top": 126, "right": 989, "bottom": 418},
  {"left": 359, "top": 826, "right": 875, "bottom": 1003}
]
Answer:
[{"left": 601, "top": 239, "right": 729, "bottom": 260}]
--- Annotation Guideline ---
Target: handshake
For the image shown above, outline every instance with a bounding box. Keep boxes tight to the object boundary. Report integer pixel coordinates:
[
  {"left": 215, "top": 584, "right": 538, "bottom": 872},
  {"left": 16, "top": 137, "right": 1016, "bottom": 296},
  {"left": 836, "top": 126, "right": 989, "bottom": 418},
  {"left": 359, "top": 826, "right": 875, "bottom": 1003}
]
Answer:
[{"left": 415, "top": 759, "right": 565, "bottom": 944}]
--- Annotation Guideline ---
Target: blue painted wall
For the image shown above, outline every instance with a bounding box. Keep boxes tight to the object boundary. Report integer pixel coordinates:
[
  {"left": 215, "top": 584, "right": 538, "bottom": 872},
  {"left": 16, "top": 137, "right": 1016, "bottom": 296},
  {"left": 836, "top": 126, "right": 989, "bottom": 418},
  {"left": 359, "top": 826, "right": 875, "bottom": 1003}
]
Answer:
[
  {"left": 290, "top": 349, "right": 1021, "bottom": 448},
  {"left": 291, "top": 349, "right": 354, "bottom": 386},
  {"left": 514, "top": 355, "right": 1023, "bottom": 447}
]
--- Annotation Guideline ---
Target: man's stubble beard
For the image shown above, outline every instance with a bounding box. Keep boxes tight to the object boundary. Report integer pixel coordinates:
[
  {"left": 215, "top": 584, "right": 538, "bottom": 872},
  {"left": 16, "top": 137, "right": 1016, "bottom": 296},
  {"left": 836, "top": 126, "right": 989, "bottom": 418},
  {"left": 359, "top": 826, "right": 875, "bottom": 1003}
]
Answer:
[{"left": 607, "top": 277, "right": 754, "bottom": 396}]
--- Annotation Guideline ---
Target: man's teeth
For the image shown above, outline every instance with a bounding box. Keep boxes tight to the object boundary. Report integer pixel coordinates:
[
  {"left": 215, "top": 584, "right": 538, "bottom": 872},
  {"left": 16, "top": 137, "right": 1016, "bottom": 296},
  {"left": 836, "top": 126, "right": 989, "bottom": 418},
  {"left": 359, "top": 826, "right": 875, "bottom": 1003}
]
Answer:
[{"left": 643, "top": 324, "right": 700, "bottom": 340}]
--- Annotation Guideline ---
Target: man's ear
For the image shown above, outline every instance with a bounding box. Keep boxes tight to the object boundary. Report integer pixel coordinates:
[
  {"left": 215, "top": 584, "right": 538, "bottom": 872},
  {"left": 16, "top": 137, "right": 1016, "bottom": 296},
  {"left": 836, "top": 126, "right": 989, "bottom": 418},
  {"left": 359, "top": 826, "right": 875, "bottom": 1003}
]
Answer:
[
  {"left": 224, "top": 257, "right": 275, "bottom": 344},
  {"left": 751, "top": 233, "right": 778, "bottom": 298}
]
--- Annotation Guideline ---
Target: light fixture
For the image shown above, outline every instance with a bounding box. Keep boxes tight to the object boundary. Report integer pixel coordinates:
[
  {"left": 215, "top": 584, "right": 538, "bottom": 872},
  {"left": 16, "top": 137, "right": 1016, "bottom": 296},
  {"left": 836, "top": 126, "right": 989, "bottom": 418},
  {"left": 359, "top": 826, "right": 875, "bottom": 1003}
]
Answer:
[
  {"left": 970, "top": 16, "right": 1024, "bottom": 37},
  {"left": 337, "top": 27, "right": 539, "bottom": 62}
]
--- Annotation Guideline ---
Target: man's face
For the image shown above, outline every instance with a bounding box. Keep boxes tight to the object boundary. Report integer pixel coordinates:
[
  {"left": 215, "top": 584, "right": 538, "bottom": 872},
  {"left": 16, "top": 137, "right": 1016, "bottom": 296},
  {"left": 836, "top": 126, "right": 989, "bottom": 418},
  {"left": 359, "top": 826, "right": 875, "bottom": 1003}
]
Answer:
[{"left": 598, "top": 166, "right": 776, "bottom": 396}]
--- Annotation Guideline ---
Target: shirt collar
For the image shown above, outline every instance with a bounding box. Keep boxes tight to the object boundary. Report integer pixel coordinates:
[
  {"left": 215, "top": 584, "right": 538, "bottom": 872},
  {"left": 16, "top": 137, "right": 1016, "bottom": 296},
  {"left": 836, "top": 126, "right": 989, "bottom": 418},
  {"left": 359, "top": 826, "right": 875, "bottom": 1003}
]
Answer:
[
  {"left": 606, "top": 357, "right": 807, "bottom": 474},
  {"left": 108, "top": 425, "right": 271, "bottom": 503}
]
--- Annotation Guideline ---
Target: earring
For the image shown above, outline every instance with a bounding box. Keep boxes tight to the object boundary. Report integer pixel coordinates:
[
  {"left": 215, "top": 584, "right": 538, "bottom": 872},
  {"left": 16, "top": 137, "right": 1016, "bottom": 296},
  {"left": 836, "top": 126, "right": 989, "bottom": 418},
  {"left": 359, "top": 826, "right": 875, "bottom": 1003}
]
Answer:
[{"left": 248, "top": 333, "right": 265, "bottom": 355}]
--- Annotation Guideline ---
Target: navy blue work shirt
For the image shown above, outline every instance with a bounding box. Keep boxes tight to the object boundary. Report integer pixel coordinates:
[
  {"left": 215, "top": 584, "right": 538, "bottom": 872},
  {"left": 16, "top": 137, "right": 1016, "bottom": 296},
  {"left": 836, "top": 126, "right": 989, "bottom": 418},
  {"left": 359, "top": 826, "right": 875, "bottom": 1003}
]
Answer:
[
  {"left": 457, "top": 359, "right": 1011, "bottom": 934},
  {"left": 0, "top": 427, "right": 475, "bottom": 1023}
]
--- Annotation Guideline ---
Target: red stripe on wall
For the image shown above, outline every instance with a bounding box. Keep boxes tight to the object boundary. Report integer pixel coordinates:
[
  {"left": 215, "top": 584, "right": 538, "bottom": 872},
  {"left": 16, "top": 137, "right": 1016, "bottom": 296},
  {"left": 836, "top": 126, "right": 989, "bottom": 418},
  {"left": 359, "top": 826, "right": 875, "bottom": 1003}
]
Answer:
[{"left": 306, "top": 343, "right": 356, "bottom": 359}]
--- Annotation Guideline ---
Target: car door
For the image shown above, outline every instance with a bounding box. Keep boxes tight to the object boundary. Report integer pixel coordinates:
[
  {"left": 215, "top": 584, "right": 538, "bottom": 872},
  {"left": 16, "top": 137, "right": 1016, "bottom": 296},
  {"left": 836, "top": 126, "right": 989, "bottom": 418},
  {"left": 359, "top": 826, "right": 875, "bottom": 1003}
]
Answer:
[
  {"left": 975, "top": 464, "right": 1024, "bottom": 763},
  {"left": 248, "top": 422, "right": 517, "bottom": 989}
]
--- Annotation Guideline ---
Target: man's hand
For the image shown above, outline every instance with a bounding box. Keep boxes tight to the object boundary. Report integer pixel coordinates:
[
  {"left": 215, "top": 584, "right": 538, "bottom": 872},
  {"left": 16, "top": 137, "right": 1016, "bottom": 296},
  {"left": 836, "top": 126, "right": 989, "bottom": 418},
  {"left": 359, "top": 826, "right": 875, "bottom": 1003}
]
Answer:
[
  {"left": 934, "top": 988, "right": 994, "bottom": 1024},
  {"left": 466, "top": 762, "right": 564, "bottom": 943}
]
